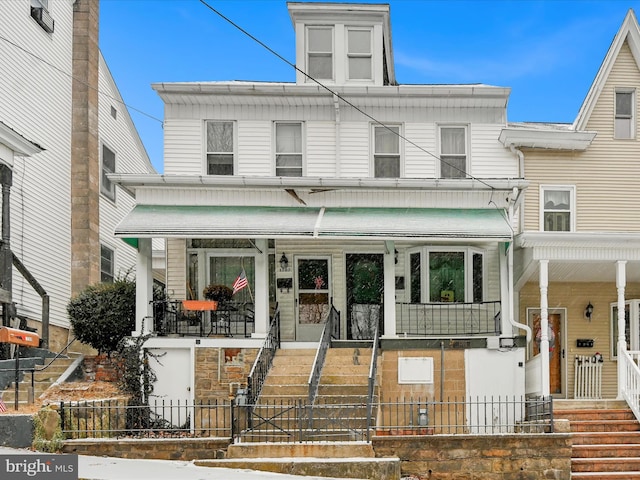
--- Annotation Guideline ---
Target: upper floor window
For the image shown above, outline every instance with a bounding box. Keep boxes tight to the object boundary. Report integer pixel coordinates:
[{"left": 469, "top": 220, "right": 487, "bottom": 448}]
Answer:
[
  {"left": 275, "top": 123, "right": 303, "bottom": 177},
  {"left": 439, "top": 126, "right": 467, "bottom": 178},
  {"left": 206, "top": 121, "right": 234, "bottom": 175},
  {"left": 374, "top": 125, "right": 400, "bottom": 178},
  {"left": 307, "top": 27, "right": 333, "bottom": 80},
  {"left": 541, "top": 186, "right": 574, "bottom": 232},
  {"left": 101, "top": 144, "right": 116, "bottom": 201},
  {"left": 347, "top": 28, "right": 372, "bottom": 80},
  {"left": 101, "top": 244, "right": 114, "bottom": 283},
  {"left": 615, "top": 90, "right": 635, "bottom": 139},
  {"left": 409, "top": 247, "right": 484, "bottom": 304}
]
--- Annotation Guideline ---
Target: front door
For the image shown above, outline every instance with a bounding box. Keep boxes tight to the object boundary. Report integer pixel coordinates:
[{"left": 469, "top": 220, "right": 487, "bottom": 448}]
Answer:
[
  {"left": 346, "top": 254, "right": 384, "bottom": 340},
  {"left": 531, "top": 310, "right": 564, "bottom": 395},
  {"left": 295, "top": 256, "right": 331, "bottom": 341}
]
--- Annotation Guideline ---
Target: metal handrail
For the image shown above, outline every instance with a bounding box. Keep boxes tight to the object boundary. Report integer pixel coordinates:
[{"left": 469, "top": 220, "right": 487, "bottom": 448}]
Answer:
[
  {"left": 366, "top": 323, "right": 380, "bottom": 440},
  {"left": 247, "top": 305, "right": 281, "bottom": 405},
  {"left": 308, "top": 303, "right": 339, "bottom": 405}
]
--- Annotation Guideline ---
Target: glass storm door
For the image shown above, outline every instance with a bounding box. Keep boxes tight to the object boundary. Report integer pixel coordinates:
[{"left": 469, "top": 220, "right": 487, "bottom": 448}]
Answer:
[
  {"left": 346, "top": 254, "right": 383, "bottom": 340},
  {"left": 295, "top": 257, "right": 331, "bottom": 341}
]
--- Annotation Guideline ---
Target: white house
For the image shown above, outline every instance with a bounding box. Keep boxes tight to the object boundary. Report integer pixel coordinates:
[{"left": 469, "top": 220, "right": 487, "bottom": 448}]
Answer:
[
  {"left": 114, "top": 2, "right": 529, "bottom": 406},
  {"left": 0, "top": 0, "right": 155, "bottom": 352}
]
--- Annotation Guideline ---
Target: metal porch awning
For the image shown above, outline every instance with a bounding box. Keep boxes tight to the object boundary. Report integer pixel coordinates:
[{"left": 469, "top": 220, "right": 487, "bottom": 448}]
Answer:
[{"left": 114, "top": 205, "right": 512, "bottom": 243}]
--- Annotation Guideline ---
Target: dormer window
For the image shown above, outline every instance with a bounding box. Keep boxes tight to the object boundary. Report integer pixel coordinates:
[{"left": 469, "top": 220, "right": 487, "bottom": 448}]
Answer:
[
  {"left": 307, "top": 27, "right": 333, "bottom": 80},
  {"left": 347, "top": 28, "right": 372, "bottom": 80}
]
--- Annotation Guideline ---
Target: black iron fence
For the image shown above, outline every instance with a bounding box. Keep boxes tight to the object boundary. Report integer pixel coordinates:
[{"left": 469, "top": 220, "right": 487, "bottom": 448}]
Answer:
[
  {"left": 59, "top": 399, "right": 232, "bottom": 439},
  {"left": 59, "top": 396, "right": 552, "bottom": 440},
  {"left": 395, "top": 300, "right": 501, "bottom": 336}
]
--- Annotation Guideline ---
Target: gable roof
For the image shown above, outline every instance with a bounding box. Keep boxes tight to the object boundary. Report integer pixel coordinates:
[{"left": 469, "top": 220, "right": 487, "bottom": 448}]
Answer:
[{"left": 574, "top": 9, "right": 640, "bottom": 130}]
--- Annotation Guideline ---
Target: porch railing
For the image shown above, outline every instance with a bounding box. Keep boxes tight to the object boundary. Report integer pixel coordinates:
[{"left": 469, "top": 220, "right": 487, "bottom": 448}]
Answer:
[
  {"left": 396, "top": 300, "right": 501, "bottom": 336},
  {"left": 620, "top": 349, "right": 640, "bottom": 421},
  {"left": 246, "top": 305, "right": 281, "bottom": 405},
  {"left": 308, "top": 303, "right": 340, "bottom": 404},
  {"left": 152, "top": 300, "right": 255, "bottom": 338}
]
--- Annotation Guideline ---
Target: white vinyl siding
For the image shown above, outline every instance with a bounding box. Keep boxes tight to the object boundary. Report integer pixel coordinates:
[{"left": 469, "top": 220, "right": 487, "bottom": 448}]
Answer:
[
  {"left": 164, "top": 119, "right": 203, "bottom": 175},
  {"left": 404, "top": 123, "right": 436, "bottom": 178},
  {"left": 237, "top": 121, "right": 272, "bottom": 176},
  {"left": 166, "top": 238, "right": 187, "bottom": 301},
  {"left": 340, "top": 122, "right": 370, "bottom": 177},
  {"left": 306, "top": 122, "right": 336, "bottom": 177}
]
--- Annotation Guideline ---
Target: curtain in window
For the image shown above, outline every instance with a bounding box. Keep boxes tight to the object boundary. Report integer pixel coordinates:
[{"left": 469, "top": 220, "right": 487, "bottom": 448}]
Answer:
[
  {"left": 276, "top": 123, "right": 302, "bottom": 176},
  {"left": 374, "top": 126, "right": 400, "bottom": 177},
  {"left": 308, "top": 28, "right": 333, "bottom": 79},
  {"left": 429, "top": 252, "right": 464, "bottom": 303},
  {"left": 209, "top": 256, "right": 255, "bottom": 303},
  {"left": 440, "top": 127, "right": 466, "bottom": 178}
]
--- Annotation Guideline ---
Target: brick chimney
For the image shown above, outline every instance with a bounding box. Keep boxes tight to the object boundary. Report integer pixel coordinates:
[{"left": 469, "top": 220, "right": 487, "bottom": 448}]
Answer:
[{"left": 71, "top": 0, "right": 100, "bottom": 295}]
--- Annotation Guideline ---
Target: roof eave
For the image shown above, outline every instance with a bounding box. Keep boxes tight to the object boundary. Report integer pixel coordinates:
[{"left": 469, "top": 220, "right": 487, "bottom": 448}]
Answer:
[{"left": 499, "top": 128, "right": 596, "bottom": 151}]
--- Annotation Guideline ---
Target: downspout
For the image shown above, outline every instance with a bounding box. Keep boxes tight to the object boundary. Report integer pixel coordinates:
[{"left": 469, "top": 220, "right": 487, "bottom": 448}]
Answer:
[
  {"left": 510, "top": 144, "right": 526, "bottom": 233},
  {"left": 508, "top": 186, "right": 531, "bottom": 343},
  {"left": 334, "top": 94, "right": 341, "bottom": 176}
]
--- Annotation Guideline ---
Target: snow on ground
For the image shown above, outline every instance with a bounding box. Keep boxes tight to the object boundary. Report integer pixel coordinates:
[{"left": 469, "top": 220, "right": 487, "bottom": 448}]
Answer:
[{"left": 0, "top": 446, "right": 358, "bottom": 480}]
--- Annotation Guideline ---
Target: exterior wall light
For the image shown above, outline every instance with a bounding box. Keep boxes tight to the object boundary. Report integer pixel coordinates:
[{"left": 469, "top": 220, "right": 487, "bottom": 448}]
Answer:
[
  {"left": 279, "top": 253, "right": 289, "bottom": 272},
  {"left": 584, "top": 302, "right": 594, "bottom": 321}
]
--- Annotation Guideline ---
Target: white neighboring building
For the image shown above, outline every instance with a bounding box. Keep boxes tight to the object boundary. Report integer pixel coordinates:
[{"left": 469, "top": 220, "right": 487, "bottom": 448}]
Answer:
[{"left": 0, "top": 0, "right": 156, "bottom": 351}]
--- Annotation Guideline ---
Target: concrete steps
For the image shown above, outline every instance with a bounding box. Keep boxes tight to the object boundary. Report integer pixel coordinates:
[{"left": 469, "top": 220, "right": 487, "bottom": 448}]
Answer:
[
  {"left": 555, "top": 400, "right": 640, "bottom": 479},
  {"left": 1, "top": 357, "right": 74, "bottom": 404}
]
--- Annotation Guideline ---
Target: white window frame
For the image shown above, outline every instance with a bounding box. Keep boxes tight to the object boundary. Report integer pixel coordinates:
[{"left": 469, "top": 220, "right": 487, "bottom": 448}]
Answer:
[
  {"left": 346, "top": 27, "right": 373, "bottom": 81},
  {"left": 101, "top": 143, "right": 116, "bottom": 201},
  {"left": 438, "top": 125, "right": 468, "bottom": 179},
  {"left": 372, "top": 123, "right": 402, "bottom": 178},
  {"left": 274, "top": 122, "right": 304, "bottom": 177},
  {"left": 306, "top": 26, "right": 334, "bottom": 82},
  {"left": 100, "top": 244, "right": 115, "bottom": 283},
  {"left": 539, "top": 185, "right": 575, "bottom": 232},
  {"left": 407, "top": 246, "right": 485, "bottom": 304},
  {"left": 205, "top": 120, "right": 235, "bottom": 175},
  {"left": 615, "top": 89, "right": 635, "bottom": 139}
]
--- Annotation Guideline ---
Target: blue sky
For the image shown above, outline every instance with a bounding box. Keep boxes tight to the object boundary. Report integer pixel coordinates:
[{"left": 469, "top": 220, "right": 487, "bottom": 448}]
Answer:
[{"left": 100, "top": 0, "right": 640, "bottom": 172}]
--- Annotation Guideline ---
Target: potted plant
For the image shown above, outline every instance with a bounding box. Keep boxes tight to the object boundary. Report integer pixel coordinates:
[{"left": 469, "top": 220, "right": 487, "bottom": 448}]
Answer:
[{"left": 203, "top": 284, "right": 233, "bottom": 303}]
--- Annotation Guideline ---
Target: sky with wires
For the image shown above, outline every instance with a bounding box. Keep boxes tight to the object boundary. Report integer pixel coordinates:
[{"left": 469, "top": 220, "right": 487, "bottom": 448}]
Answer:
[{"left": 100, "top": 0, "right": 640, "bottom": 173}]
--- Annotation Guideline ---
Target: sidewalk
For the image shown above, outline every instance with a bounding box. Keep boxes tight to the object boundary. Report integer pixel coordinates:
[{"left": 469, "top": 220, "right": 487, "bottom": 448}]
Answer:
[{"left": 0, "top": 447, "right": 354, "bottom": 480}]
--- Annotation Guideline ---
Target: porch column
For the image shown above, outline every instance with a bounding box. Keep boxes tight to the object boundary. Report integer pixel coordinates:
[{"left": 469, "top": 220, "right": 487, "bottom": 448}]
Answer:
[
  {"left": 499, "top": 242, "right": 510, "bottom": 335},
  {"left": 252, "top": 238, "right": 269, "bottom": 338},
  {"left": 617, "top": 260, "right": 627, "bottom": 399},
  {"left": 134, "top": 237, "right": 153, "bottom": 336},
  {"left": 539, "top": 259, "right": 550, "bottom": 397},
  {"left": 382, "top": 240, "right": 396, "bottom": 337}
]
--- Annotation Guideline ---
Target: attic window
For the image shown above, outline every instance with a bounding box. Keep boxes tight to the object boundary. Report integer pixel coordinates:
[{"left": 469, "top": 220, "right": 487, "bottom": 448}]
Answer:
[
  {"left": 615, "top": 90, "right": 635, "bottom": 139},
  {"left": 347, "top": 28, "right": 372, "bottom": 80},
  {"left": 110, "top": 106, "right": 117, "bottom": 119},
  {"left": 307, "top": 27, "right": 333, "bottom": 80}
]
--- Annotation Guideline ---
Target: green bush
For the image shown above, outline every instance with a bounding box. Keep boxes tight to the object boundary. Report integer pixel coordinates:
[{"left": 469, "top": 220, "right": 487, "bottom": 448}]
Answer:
[{"left": 67, "top": 278, "right": 136, "bottom": 355}]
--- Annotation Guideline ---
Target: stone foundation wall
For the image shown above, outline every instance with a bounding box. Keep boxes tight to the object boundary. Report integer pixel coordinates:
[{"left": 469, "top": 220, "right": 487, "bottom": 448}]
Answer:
[
  {"left": 194, "top": 347, "right": 258, "bottom": 401},
  {"left": 372, "top": 433, "right": 572, "bottom": 480}
]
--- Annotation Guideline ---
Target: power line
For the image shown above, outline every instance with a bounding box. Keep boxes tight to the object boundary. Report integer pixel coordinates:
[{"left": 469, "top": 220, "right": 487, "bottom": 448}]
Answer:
[
  {"left": 198, "top": 0, "right": 498, "bottom": 191},
  {"left": 0, "top": 33, "right": 163, "bottom": 125}
]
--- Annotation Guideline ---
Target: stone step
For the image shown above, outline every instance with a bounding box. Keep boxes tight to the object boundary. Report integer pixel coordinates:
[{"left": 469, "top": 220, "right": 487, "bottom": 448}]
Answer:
[
  {"left": 262, "top": 374, "right": 310, "bottom": 385},
  {"left": 555, "top": 408, "right": 636, "bottom": 422},
  {"left": 569, "top": 419, "right": 640, "bottom": 433},
  {"left": 318, "top": 384, "right": 368, "bottom": 396},
  {"left": 573, "top": 444, "right": 640, "bottom": 458},
  {"left": 572, "top": 473, "right": 640, "bottom": 479},
  {"left": 260, "top": 384, "right": 308, "bottom": 396},
  {"left": 572, "top": 457, "right": 640, "bottom": 473},
  {"left": 573, "top": 431, "right": 640, "bottom": 445},
  {"left": 319, "top": 374, "right": 369, "bottom": 385},
  {"left": 226, "top": 441, "right": 375, "bottom": 458}
]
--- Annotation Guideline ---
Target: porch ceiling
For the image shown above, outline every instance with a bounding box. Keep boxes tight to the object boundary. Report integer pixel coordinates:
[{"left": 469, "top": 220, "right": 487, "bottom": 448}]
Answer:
[{"left": 114, "top": 205, "right": 512, "bottom": 242}]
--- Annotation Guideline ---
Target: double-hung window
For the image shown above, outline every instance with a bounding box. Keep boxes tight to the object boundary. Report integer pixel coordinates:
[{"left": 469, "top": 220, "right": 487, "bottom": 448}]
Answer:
[
  {"left": 275, "top": 123, "right": 303, "bottom": 176},
  {"left": 439, "top": 126, "right": 467, "bottom": 178},
  {"left": 307, "top": 27, "right": 333, "bottom": 80},
  {"left": 101, "top": 244, "right": 114, "bottom": 283},
  {"left": 101, "top": 144, "right": 116, "bottom": 201},
  {"left": 206, "top": 121, "right": 234, "bottom": 175},
  {"left": 374, "top": 125, "right": 400, "bottom": 178},
  {"left": 347, "top": 28, "right": 372, "bottom": 80},
  {"left": 541, "top": 186, "right": 574, "bottom": 232},
  {"left": 615, "top": 90, "right": 635, "bottom": 139}
]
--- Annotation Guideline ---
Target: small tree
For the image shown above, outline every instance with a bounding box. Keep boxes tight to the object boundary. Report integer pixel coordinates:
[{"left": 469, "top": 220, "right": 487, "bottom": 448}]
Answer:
[{"left": 67, "top": 278, "right": 136, "bottom": 355}]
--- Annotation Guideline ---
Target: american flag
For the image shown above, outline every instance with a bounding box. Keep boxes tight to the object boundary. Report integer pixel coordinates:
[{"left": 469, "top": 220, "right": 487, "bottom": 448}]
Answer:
[
  {"left": 232, "top": 270, "right": 248, "bottom": 295},
  {"left": 0, "top": 397, "right": 7, "bottom": 413}
]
